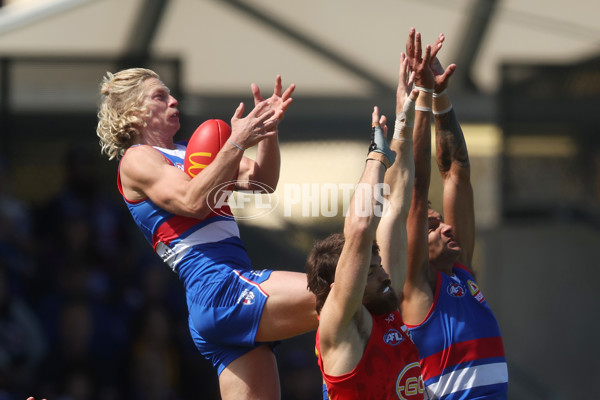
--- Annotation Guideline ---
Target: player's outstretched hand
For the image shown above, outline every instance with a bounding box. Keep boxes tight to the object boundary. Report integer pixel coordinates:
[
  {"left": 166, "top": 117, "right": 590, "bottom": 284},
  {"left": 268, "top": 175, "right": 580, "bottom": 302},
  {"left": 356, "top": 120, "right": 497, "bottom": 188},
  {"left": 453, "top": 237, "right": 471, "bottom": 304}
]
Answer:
[
  {"left": 372, "top": 106, "right": 388, "bottom": 136},
  {"left": 405, "top": 28, "right": 434, "bottom": 91},
  {"left": 251, "top": 75, "right": 295, "bottom": 132},
  {"left": 230, "top": 100, "right": 277, "bottom": 150},
  {"left": 428, "top": 33, "right": 456, "bottom": 94}
]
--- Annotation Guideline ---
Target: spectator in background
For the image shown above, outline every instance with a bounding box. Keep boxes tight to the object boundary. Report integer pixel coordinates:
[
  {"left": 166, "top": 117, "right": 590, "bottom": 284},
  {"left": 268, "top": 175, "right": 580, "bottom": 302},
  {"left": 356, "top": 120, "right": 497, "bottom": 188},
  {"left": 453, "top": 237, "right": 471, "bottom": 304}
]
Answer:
[
  {"left": 128, "top": 304, "right": 181, "bottom": 400},
  {"left": 0, "top": 265, "right": 47, "bottom": 396},
  {"left": 0, "top": 158, "right": 36, "bottom": 297},
  {"left": 36, "top": 299, "right": 122, "bottom": 399}
]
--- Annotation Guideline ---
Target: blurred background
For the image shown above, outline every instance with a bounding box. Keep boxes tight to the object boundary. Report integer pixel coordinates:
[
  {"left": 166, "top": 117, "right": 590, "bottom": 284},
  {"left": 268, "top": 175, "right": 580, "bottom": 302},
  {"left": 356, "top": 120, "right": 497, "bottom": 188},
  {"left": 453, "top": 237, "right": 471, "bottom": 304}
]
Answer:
[{"left": 0, "top": 0, "right": 598, "bottom": 399}]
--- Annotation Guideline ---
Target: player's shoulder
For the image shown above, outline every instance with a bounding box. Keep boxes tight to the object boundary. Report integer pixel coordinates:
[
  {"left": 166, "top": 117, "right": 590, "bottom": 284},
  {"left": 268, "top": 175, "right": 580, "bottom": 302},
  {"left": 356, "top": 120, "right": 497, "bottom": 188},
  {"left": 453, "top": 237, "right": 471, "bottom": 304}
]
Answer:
[
  {"left": 122, "top": 144, "right": 170, "bottom": 166},
  {"left": 124, "top": 143, "right": 158, "bottom": 156},
  {"left": 120, "top": 145, "right": 174, "bottom": 184}
]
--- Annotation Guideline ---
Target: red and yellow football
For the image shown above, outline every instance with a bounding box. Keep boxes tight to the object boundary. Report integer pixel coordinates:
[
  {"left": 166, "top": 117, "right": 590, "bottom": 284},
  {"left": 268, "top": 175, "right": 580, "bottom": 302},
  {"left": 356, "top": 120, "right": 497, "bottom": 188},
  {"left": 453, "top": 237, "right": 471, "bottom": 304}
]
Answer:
[{"left": 184, "top": 119, "right": 231, "bottom": 177}]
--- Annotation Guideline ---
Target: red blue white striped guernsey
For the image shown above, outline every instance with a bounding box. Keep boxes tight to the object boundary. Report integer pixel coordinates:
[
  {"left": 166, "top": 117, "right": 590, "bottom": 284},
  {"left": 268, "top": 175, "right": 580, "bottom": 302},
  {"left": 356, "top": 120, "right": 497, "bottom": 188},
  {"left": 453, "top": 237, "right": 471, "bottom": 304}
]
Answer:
[
  {"left": 117, "top": 144, "right": 250, "bottom": 279},
  {"left": 406, "top": 264, "right": 508, "bottom": 399}
]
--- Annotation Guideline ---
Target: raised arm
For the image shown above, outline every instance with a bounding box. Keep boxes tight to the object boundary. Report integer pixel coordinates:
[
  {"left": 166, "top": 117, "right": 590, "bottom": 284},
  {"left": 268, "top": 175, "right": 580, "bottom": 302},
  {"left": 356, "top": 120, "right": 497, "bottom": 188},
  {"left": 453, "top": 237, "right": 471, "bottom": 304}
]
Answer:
[
  {"left": 318, "top": 107, "right": 393, "bottom": 372},
  {"left": 402, "top": 28, "right": 437, "bottom": 324},
  {"left": 377, "top": 51, "right": 417, "bottom": 295},
  {"left": 430, "top": 36, "right": 475, "bottom": 269},
  {"left": 237, "top": 75, "right": 295, "bottom": 192}
]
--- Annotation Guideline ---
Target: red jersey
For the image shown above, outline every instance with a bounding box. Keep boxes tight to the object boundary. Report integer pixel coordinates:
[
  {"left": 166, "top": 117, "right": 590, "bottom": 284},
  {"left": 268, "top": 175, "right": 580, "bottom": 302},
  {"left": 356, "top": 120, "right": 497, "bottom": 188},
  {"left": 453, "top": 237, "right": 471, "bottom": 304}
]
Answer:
[{"left": 316, "top": 310, "right": 426, "bottom": 400}]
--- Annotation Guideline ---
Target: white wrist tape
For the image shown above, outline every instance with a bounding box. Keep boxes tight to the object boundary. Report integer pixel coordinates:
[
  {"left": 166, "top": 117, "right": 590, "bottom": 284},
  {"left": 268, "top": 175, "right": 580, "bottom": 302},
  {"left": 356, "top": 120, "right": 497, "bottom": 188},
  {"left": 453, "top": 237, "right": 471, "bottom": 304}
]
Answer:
[
  {"left": 433, "top": 104, "right": 453, "bottom": 115},
  {"left": 415, "top": 86, "right": 434, "bottom": 93},
  {"left": 432, "top": 89, "right": 447, "bottom": 98},
  {"left": 394, "top": 97, "right": 415, "bottom": 139},
  {"left": 393, "top": 119, "right": 412, "bottom": 140}
]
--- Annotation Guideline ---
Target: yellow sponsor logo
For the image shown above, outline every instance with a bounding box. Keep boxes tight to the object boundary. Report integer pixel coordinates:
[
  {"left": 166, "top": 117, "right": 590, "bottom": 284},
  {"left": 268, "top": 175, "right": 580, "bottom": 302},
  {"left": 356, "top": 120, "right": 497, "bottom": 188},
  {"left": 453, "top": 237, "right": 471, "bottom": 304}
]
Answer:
[
  {"left": 468, "top": 279, "right": 485, "bottom": 302},
  {"left": 396, "top": 362, "right": 424, "bottom": 399},
  {"left": 187, "top": 152, "right": 212, "bottom": 177}
]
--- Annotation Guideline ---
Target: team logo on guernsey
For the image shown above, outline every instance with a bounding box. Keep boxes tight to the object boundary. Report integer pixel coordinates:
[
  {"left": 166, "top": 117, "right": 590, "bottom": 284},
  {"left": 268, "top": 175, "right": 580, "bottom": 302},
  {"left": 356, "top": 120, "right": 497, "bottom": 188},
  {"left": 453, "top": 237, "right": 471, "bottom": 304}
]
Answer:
[
  {"left": 467, "top": 280, "right": 485, "bottom": 303},
  {"left": 447, "top": 282, "right": 466, "bottom": 297},
  {"left": 383, "top": 329, "right": 404, "bottom": 346},
  {"left": 237, "top": 289, "right": 256, "bottom": 305},
  {"left": 396, "top": 362, "right": 425, "bottom": 400},
  {"left": 385, "top": 313, "right": 395, "bottom": 324},
  {"left": 250, "top": 269, "right": 266, "bottom": 278}
]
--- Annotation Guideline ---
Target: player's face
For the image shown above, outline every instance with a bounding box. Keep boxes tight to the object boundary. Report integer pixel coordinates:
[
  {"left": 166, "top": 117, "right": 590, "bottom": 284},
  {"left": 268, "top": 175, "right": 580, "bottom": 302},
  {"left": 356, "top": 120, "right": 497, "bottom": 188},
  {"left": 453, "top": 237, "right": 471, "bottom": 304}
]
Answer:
[
  {"left": 428, "top": 208, "right": 461, "bottom": 266},
  {"left": 139, "top": 78, "right": 180, "bottom": 137},
  {"left": 362, "top": 254, "right": 398, "bottom": 315}
]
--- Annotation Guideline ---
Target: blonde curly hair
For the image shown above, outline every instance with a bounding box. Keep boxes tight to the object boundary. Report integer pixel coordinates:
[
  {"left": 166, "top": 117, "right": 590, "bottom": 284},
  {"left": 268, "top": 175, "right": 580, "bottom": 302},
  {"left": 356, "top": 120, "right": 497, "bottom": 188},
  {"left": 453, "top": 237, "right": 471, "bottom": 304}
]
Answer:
[{"left": 96, "top": 68, "right": 160, "bottom": 160}]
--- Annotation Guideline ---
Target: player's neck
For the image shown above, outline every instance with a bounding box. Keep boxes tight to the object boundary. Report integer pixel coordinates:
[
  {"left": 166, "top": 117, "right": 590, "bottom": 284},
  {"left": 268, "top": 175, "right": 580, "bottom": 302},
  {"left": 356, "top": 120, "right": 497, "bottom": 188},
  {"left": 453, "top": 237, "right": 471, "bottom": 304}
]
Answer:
[
  {"left": 139, "top": 131, "right": 175, "bottom": 150},
  {"left": 431, "top": 259, "right": 454, "bottom": 275}
]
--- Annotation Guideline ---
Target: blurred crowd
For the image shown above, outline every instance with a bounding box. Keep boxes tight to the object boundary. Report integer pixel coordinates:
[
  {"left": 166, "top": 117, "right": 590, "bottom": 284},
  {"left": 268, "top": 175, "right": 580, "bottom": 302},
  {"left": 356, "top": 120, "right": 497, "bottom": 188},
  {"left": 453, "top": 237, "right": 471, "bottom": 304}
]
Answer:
[{"left": 0, "top": 147, "right": 320, "bottom": 400}]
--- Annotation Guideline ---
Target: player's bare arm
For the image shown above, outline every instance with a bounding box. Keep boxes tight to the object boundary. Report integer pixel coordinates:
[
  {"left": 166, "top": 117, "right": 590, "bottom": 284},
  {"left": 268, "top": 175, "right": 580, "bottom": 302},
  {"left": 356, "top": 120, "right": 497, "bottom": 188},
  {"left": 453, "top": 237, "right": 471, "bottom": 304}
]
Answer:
[
  {"left": 430, "top": 45, "right": 475, "bottom": 269},
  {"left": 236, "top": 75, "right": 295, "bottom": 191},
  {"left": 402, "top": 28, "right": 437, "bottom": 325},
  {"left": 319, "top": 107, "right": 388, "bottom": 377},
  {"left": 120, "top": 142, "right": 243, "bottom": 219},
  {"left": 377, "top": 51, "right": 417, "bottom": 294}
]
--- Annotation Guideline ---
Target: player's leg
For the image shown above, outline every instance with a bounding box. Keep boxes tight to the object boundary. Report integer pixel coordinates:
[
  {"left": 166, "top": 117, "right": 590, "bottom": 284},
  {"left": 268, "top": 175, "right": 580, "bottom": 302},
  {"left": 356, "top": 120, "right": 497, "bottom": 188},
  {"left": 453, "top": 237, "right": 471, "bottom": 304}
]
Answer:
[
  {"left": 255, "top": 270, "right": 318, "bottom": 342},
  {"left": 218, "top": 344, "right": 281, "bottom": 400}
]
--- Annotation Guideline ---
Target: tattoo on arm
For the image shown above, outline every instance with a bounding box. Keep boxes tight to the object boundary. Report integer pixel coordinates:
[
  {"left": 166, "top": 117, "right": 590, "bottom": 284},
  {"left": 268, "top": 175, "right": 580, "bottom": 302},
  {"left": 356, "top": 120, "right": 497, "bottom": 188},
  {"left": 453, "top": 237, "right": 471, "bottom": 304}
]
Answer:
[{"left": 434, "top": 110, "right": 469, "bottom": 173}]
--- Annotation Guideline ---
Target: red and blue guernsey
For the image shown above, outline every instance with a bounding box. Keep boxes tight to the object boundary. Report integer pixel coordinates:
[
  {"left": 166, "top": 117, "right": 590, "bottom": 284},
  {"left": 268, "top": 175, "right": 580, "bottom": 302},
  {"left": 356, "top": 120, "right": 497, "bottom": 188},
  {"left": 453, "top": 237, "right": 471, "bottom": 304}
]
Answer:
[
  {"left": 118, "top": 144, "right": 278, "bottom": 374},
  {"left": 406, "top": 264, "right": 508, "bottom": 400},
  {"left": 116, "top": 144, "right": 251, "bottom": 286}
]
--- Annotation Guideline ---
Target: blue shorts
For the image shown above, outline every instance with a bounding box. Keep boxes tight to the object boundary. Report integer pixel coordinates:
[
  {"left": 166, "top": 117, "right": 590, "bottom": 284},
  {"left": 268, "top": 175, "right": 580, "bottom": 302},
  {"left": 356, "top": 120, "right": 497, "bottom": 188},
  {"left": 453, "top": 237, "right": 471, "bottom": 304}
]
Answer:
[{"left": 187, "top": 267, "right": 274, "bottom": 375}]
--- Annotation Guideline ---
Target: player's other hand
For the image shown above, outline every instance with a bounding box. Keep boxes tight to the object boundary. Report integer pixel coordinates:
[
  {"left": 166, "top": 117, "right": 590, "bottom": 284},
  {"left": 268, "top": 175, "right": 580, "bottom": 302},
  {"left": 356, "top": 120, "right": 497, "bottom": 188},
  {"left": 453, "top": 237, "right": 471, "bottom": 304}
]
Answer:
[{"left": 429, "top": 33, "right": 456, "bottom": 94}]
